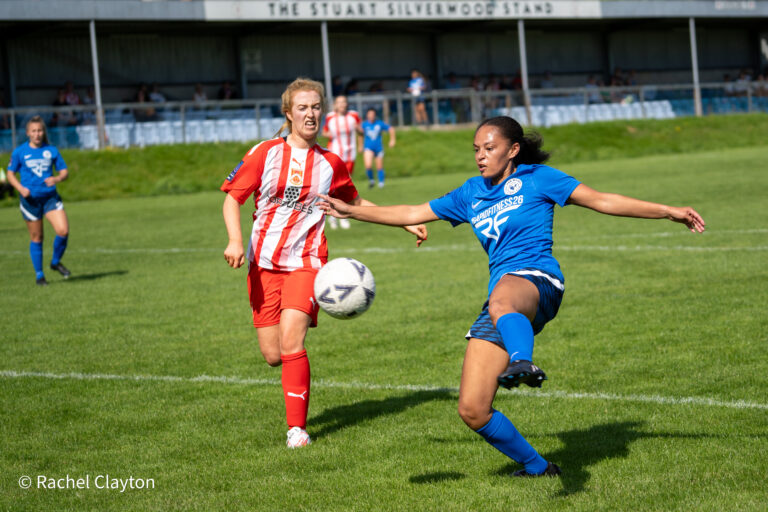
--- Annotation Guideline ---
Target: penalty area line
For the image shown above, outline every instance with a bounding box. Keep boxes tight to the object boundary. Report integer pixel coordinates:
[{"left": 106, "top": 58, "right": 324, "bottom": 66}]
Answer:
[{"left": 1, "top": 369, "right": 766, "bottom": 411}]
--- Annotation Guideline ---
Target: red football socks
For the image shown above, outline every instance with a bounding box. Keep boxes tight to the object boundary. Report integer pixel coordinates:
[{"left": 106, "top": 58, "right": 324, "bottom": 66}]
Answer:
[{"left": 281, "top": 349, "right": 310, "bottom": 428}]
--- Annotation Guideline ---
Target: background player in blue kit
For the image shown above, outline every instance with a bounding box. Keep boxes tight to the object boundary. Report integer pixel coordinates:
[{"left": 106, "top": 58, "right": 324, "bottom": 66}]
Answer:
[
  {"left": 361, "top": 108, "right": 396, "bottom": 188},
  {"left": 6, "top": 116, "right": 72, "bottom": 286},
  {"left": 318, "top": 116, "right": 705, "bottom": 477}
]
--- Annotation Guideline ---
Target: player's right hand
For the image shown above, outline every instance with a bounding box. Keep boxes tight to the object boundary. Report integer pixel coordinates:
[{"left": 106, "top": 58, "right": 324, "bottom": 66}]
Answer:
[
  {"left": 316, "top": 194, "right": 352, "bottom": 218},
  {"left": 20, "top": 187, "right": 30, "bottom": 198},
  {"left": 224, "top": 241, "right": 245, "bottom": 268}
]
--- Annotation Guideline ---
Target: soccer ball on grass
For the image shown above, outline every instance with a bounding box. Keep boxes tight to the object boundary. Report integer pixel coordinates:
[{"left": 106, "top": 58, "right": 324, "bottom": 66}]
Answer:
[{"left": 314, "top": 258, "right": 376, "bottom": 319}]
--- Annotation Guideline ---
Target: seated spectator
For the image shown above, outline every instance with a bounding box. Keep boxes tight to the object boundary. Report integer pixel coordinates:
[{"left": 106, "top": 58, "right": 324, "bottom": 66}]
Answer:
[
  {"left": 539, "top": 71, "right": 555, "bottom": 89},
  {"left": 723, "top": 74, "right": 736, "bottom": 96},
  {"left": 331, "top": 75, "right": 344, "bottom": 97},
  {"left": 585, "top": 75, "right": 602, "bottom": 104},
  {"left": 64, "top": 81, "right": 81, "bottom": 106},
  {"left": 734, "top": 70, "right": 752, "bottom": 96},
  {"left": 217, "top": 81, "right": 238, "bottom": 100},
  {"left": 149, "top": 83, "right": 167, "bottom": 103},
  {"left": 368, "top": 81, "right": 384, "bottom": 93},
  {"left": 134, "top": 89, "right": 157, "bottom": 122},
  {"left": 344, "top": 79, "right": 360, "bottom": 96},
  {"left": 52, "top": 88, "right": 77, "bottom": 126},
  {"left": 444, "top": 72, "right": 462, "bottom": 90},
  {"left": 753, "top": 74, "right": 768, "bottom": 97},
  {"left": 81, "top": 86, "right": 97, "bottom": 125},
  {"left": 193, "top": 83, "right": 207, "bottom": 106}
]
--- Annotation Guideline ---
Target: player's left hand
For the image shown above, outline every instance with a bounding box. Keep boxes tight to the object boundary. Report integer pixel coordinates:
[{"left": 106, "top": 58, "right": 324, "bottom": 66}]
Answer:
[
  {"left": 667, "top": 206, "right": 706, "bottom": 233},
  {"left": 44, "top": 177, "right": 57, "bottom": 186},
  {"left": 404, "top": 224, "right": 428, "bottom": 247},
  {"left": 389, "top": 140, "right": 395, "bottom": 148}
]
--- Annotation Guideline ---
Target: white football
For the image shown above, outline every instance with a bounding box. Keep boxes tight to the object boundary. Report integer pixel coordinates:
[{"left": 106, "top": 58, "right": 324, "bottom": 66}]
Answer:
[{"left": 314, "top": 258, "right": 376, "bottom": 319}]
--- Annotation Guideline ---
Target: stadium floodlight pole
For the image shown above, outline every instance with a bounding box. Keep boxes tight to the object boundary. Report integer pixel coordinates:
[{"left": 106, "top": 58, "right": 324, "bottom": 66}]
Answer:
[
  {"left": 517, "top": 19, "right": 532, "bottom": 126},
  {"left": 321, "top": 21, "right": 333, "bottom": 105},
  {"left": 688, "top": 17, "right": 703, "bottom": 117},
  {"left": 89, "top": 20, "right": 106, "bottom": 148}
]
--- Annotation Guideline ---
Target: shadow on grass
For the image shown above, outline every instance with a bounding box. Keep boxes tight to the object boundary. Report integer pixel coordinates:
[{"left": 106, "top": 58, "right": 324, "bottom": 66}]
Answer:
[
  {"left": 409, "top": 471, "right": 466, "bottom": 484},
  {"left": 495, "top": 420, "right": 711, "bottom": 496},
  {"left": 310, "top": 389, "right": 454, "bottom": 440},
  {"left": 64, "top": 270, "right": 129, "bottom": 282}
]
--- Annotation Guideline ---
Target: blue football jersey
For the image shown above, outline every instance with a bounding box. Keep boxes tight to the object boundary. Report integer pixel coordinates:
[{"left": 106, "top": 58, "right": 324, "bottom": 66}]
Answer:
[
  {"left": 429, "top": 164, "right": 580, "bottom": 295},
  {"left": 361, "top": 120, "right": 390, "bottom": 151},
  {"left": 8, "top": 142, "right": 67, "bottom": 198}
]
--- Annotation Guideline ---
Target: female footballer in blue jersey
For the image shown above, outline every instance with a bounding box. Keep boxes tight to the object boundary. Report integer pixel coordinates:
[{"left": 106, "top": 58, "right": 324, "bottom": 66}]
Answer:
[
  {"left": 6, "top": 116, "right": 71, "bottom": 286},
  {"left": 361, "top": 108, "right": 396, "bottom": 188},
  {"left": 318, "top": 116, "right": 705, "bottom": 477}
]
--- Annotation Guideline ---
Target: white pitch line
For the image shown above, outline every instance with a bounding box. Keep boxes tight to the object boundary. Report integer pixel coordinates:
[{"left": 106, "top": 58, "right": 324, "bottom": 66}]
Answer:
[{"left": 1, "top": 369, "right": 766, "bottom": 411}]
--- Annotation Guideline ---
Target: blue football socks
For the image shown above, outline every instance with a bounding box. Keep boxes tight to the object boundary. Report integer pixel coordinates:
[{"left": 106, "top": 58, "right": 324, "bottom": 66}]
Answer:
[
  {"left": 496, "top": 312, "right": 534, "bottom": 362},
  {"left": 51, "top": 235, "right": 68, "bottom": 266},
  {"left": 366, "top": 168, "right": 374, "bottom": 182},
  {"left": 475, "top": 410, "right": 548, "bottom": 475},
  {"left": 30, "top": 241, "right": 44, "bottom": 280},
  {"left": 377, "top": 169, "right": 385, "bottom": 185}
]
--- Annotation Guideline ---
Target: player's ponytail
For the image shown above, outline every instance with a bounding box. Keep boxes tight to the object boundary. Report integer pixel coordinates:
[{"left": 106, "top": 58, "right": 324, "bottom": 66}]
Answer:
[
  {"left": 477, "top": 116, "right": 549, "bottom": 166},
  {"left": 26, "top": 115, "right": 50, "bottom": 145},
  {"left": 275, "top": 77, "right": 327, "bottom": 138}
]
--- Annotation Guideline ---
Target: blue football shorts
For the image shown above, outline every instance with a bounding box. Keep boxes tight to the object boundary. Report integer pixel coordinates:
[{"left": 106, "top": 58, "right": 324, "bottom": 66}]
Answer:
[
  {"left": 363, "top": 145, "right": 384, "bottom": 158},
  {"left": 19, "top": 192, "right": 64, "bottom": 222},
  {"left": 465, "top": 268, "right": 564, "bottom": 350}
]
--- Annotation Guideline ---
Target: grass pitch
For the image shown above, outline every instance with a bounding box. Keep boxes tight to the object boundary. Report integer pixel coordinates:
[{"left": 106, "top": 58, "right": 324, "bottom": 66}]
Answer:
[{"left": 1, "top": 144, "right": 767, "bottom": 510}]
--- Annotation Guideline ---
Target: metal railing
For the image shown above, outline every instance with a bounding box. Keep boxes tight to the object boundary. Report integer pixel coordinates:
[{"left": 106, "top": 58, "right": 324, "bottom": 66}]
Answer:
[{"left": 1, "top": 82, "right": 766, "bottom": 152}]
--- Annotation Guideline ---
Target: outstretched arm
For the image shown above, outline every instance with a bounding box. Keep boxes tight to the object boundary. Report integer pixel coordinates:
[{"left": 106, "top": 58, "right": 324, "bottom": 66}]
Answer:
[
  {"left": 345, "top": 195, "right": 431, "bottom": 246},
  {"left": 388, "top": 127, "right": 396, "bottom": 148},
  {"left": 567, "top": 184, "right": 706, "bottom": 233},
  {"left": 319, "top": 194, "right": 438, "bottom": 226}
]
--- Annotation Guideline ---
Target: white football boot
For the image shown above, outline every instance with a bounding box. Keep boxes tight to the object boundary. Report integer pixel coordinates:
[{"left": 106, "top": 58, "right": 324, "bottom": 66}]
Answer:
[
  {"left": 327, "top": 216, "right": 339, "bottom": 230},
  {"left": 286, "top": 426, "right": 311, "bottom": 448},
  {"left": 339, "top": 218, "right": 351, "bottom": 229}
]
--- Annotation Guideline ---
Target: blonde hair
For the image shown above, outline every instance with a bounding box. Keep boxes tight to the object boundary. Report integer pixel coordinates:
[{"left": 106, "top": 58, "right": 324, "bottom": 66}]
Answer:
[
  {"left": 275, "top": 77, "right": 327, "bottom": 138},
  {"left": 26, "top": 115, "right": 50, "bottom": 145}
]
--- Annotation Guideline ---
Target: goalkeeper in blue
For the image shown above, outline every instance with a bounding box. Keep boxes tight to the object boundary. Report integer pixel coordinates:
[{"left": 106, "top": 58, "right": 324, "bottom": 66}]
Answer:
[
  {"left": 6, "top": 116, "right": 71, "bottom": 286},
  {"left": 318, "top": 116, "right": 705, "bottom": 477}
]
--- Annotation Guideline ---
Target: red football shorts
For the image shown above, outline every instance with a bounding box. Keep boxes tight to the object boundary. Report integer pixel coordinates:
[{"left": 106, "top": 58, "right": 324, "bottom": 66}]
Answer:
[{"left": 247, "top": 265, "right": 320, "bottom": 328}]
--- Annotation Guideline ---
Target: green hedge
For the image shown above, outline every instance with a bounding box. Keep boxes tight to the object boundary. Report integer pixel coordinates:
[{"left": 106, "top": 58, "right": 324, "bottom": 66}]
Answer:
[{"left": 2, "top": 113, "right": 766, "bottom": 205}]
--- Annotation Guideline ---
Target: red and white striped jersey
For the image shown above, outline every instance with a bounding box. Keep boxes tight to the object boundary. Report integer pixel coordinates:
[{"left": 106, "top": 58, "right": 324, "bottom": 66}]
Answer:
[
  {"left": 221, "top": 137, "right": 359, "bottom": 271},
  {"left": 323, "top": 110, "right": 361, "bottom": 163}
]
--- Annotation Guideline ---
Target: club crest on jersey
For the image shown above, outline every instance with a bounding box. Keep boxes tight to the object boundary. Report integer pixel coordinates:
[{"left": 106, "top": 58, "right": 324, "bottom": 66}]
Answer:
[
  {"left": 289, "top": 158, "right": 305, "bottom": 186},
  {"left": 227, "top": 161, "right": 244, "bottom": 181},
  {"left": 504, "top": 178, "right": 523, "bottom": 196}
]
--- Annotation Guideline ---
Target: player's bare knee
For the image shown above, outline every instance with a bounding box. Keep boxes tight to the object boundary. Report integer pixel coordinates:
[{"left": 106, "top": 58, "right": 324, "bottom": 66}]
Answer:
[
  {"left": 263, "top": 354, "right": 282, "bottom": 367},
  {"left": 457, "top": 401, "right": 491, "bottom": 430},
  {"left": 488, "top": 299, "right": 516, "bottom": 324}
]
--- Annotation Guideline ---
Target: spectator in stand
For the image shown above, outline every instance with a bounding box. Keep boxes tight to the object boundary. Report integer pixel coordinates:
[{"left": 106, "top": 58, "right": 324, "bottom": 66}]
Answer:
[
  {"left": 444, "top": 73, "right": 465, "bottom": 123},
  {"left": 539, "top": 71, "right": 555, "bottom": 89},
  {"left": 510, "top": 70, "right": 523, "bottom": 90},
  {"left": 193, "top": 83, "right": 208, "bottom": 106},
  {"left": 368, "top": 81, "right": 384, "bottom": 93},
  {"left": 585, "top": 75, "right": 602, "bottom": 104},
  {"left": 134, "top": 89, "right": 157, "bottom": 122},
  {"left": 149, "top": 83, "right": 167, "bottom": 103},
  {"left": 52, "top": 88, "right": 77, "bottom": 126},
  {"left": 753, "top": 74, "right": 768, "bottom": 97},
  {"left": 81, "top": 86, "right": 96, "bottom": 125},
  {"left": 64, "top": 81, "right": 81, "bottom": 106},
  {"left": 734, "top": 70, "right": 752, "bottom": 96},
  {"left": 344, "top": 79, "right": 360, "bottom": 96},
  {"left": 331, "top": 75, "right": 344, "bottom": 97},
  {"left": 218, "top": 81, "right": 238, "bottom": 100},
  {"left": 626, "top": 70, "right": 638, "bottom": 86},
  {"left": 407, "top": 69, "right": 429, "bottom": 126}
]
